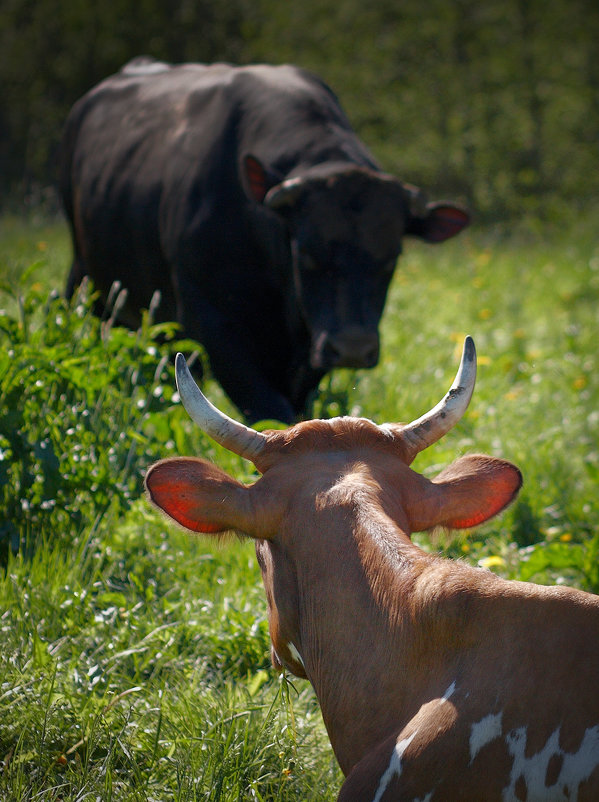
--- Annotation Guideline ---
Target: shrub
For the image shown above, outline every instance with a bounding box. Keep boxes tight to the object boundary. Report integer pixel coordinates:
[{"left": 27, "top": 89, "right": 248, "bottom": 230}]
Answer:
[{"left": 0, "top": 273, "right": 194, "bottom": 557}]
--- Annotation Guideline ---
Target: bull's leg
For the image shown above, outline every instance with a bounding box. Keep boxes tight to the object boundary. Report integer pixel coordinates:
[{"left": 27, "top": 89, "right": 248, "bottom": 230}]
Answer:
[
  {"left": 210, "top": 349, "right": 296, "bottom": 424},
  {"left": 338, "top": 729, "right": 441, "bottom": 802},
  {"left": 64, "top": 258, "right": 85, "bottom": 300},
  {"left": 288, "top": 360, "right": 325, "bottom": 419},
  {"left": 178, "top": 301, "right": 296, "bottom": 424}
]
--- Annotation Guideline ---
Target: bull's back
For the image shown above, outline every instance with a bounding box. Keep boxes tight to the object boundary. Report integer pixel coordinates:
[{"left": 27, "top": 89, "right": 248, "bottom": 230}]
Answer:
[
  {"left": 61, "top": 61, "right": 249, "bottom": 312},
  {"left": 61, "top": 60, "right": 343, "bottom": 199},
  {"left": 61, "top": 61, "right": 344, "bottom": 250},
  {"left": 341, "top": 576, "right": 599, "bottom": 801},
  {"left": 60, "top": 60, "right": 371, "bottom": 324},
  {"left": 61, "top": 61, "right": 238, "bottom": 219}
]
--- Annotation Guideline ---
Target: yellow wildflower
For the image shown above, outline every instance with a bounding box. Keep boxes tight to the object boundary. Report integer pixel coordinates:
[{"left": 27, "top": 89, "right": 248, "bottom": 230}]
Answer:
[{"left": 478, "top": 555, "right": 505, "bottom": 569}]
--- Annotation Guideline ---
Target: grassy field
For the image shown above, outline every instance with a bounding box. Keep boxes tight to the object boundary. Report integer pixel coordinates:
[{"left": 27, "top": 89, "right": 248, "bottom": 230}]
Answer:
[{"left": 0, "top": 208, "right": 598, "bottom": 800}]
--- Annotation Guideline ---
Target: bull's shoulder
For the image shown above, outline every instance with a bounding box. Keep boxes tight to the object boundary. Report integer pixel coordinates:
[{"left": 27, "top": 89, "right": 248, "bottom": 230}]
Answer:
[
  {"left": 77, "top": 60, "right": 232, "bottom": 102},
  {"left": 233, "top": 64, "right": 342, "bottom": 107},
  {"left": 111, "top": 60, "right": 310, "bottom": 96}
]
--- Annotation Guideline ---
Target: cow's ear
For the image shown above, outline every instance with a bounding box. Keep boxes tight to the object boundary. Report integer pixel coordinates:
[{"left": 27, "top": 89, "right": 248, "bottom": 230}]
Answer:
[
  {"left": 407, "top": 202, "right": 470, "bottom": 243},
  {"left": 145, "top": 457, "right": 257, "bottom": 535},
  {"left": 244, "top": 155, "right": 279, "bottom": 204},
  {"left": 408, "top": 455, "right": 522, "bottom": 531}
]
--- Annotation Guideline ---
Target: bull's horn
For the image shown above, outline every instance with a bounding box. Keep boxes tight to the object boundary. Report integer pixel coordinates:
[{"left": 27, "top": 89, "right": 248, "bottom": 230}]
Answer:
[
  {"left": 400, "top": 336, "right": 477, "bottom": 461},
  {"left": 264, "top": 176, "right": 305, "bottom": 210},
  {"left": 175, "top": 353, "right": 267, "bottom": 461}
]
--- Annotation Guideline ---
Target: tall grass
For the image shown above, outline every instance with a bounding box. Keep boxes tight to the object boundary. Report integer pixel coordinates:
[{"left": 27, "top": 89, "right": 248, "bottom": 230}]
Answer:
[{"left": 0, "top": 210, "right": 598, "bottom": 799}]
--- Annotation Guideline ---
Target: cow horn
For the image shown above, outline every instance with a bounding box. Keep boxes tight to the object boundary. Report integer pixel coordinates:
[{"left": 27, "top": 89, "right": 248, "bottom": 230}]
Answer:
[
  {"left": 400, "top": 336, "right": 477, "bottom": 461},
  {"left": 264, "top": 177, "right": 305, "bottom": 210},
  {"left": 175, "top": 353, "right": 267, "bottom": 461}
]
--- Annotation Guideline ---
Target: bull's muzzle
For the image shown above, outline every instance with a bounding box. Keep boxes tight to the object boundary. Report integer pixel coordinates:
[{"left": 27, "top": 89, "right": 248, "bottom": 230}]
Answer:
[{"left": 312, "top": 326, "right": 380, "bottom": 370}]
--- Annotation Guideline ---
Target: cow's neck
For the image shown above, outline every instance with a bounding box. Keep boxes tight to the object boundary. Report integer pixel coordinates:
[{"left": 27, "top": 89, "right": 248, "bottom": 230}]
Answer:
[{"left": 290, "top": 478, "right": 452, "bottom": 772}]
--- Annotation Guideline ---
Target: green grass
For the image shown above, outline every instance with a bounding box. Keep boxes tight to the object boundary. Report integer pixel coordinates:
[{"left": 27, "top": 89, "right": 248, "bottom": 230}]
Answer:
[
  {"left": 1, "top": 209, "right": 598, "bottom": 799},
  {"left": 0, "top": 508, "right": 338, "bottom": 800}
]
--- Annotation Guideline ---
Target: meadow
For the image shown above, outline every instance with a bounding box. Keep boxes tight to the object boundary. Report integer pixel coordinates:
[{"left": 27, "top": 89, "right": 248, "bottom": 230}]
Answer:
[{"left": 1, "top": 208, "right": 598, "bottom": 800}]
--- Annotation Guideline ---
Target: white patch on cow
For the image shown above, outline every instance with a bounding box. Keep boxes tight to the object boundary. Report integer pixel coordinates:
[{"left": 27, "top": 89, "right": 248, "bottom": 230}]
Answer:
[
  {"left": 372, "top": 730, "right": 418, "bottom": 802},
  {"left": 439, "top": 681, "right": 456, "bottom": 704},
  {"left": 469, "top": 712, "right": 503, "bottom": 763},
  {"left": 502, "top": 725, "right": 599, "bottom": 802},
  {"left": 287, "top": 642, "right": 305, "bottom": 670},
  {"left": 371, "top": 687, "right": 453, "bottom": 801}
]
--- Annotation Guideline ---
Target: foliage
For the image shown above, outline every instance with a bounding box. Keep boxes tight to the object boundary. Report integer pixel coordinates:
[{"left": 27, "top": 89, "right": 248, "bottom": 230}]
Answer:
[
  {"left": 249, "top": 0, "right": 599, "bottom": 219},
  {"left": 2, "top": 0, "right": 598, "bottom": 219},
  {"left": 0, "top": 503, "right": 339, "bottom": 800},
  {"left": 0, "top": 267, "right": 201, "bottom": 556}
]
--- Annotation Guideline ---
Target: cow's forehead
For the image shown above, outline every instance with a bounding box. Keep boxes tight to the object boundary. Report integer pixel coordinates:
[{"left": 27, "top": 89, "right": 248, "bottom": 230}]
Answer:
[{"left": 293, "top": 173, "right": 408, "bottom": 259}]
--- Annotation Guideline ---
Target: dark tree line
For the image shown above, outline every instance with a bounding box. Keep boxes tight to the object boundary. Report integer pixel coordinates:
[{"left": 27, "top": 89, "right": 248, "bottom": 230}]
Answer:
[{"left": 1, "top": 0, "right": 598, "bottom": 218}]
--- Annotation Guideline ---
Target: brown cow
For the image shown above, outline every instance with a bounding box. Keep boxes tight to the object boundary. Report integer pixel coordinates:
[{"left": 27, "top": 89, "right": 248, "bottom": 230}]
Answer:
[{"left": 146, "top": 338, "right": 599, "bottom": 801}]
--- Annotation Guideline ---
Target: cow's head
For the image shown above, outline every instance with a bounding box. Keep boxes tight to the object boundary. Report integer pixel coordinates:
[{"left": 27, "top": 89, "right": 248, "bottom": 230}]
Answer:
[
  {"left": 244, "top": 156, "right": 470, "bottom": 372},
  {"left": 146, "top": 339, "right": 521, "bottom": 679}
]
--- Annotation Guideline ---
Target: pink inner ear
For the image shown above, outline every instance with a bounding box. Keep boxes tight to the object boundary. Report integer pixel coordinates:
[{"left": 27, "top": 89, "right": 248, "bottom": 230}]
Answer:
[
  {"left": 245, "top": 155, "right": 268, "bottom": 203},
  {"left": 145, "top": 460, "right": 229, "bottom": 533},
  {"left": 435, "top": 456, "right": 523, "bottom": 530},
  {"left": 448, "top": 504, "right": 506, "bottom": 530}
]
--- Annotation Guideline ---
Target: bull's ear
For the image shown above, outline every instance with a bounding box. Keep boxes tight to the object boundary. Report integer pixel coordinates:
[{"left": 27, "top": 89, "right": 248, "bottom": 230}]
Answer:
[
  {"left": 244, "top": 155, "right": 280, "bottom": 204},
  {"left": 409, "top": 454, "right": 522, "bottom": 531},
  {"left": 407, "top": 202, "right": 470, "bottom": 243},
  {"left": 145, "top": 457, "right": 256, "bottom": 535}
]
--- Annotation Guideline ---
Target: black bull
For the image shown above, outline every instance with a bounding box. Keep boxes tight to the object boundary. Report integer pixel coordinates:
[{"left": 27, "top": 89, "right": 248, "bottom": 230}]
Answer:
[{"left": 61, "top": 58, "right": 469, "bottom": 423}]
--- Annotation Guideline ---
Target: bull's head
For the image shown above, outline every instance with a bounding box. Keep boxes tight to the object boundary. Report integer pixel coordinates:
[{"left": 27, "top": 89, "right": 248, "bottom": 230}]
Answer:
[{"left": 244, "top": 156, "right": 470, "bottom": 372}]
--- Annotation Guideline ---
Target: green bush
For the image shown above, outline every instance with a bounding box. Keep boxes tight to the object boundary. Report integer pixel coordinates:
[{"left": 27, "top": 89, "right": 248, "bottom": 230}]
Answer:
[{"left": 0, "top": 272, "right": 192, "bottom": 556}]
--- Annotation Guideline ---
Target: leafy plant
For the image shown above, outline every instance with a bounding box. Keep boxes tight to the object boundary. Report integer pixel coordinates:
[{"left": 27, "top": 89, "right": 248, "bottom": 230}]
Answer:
[
  {"left": 0, "top": 272, "right": 196, "bottom": 556},
  {"left": 518, "top": 534, "right": 599, "bottom": 593}
]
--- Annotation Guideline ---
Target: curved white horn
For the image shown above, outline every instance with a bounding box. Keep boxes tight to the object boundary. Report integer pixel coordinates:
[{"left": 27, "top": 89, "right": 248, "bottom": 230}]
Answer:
[
  {"left": 175, "top": 353, "right": 267, "bottom": 461},
  {"left": 400, "top": 336, "right": 477, "bottom": 461},
  {"left": 264, "top": 176, "right": 306, "bottom": 210}
]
